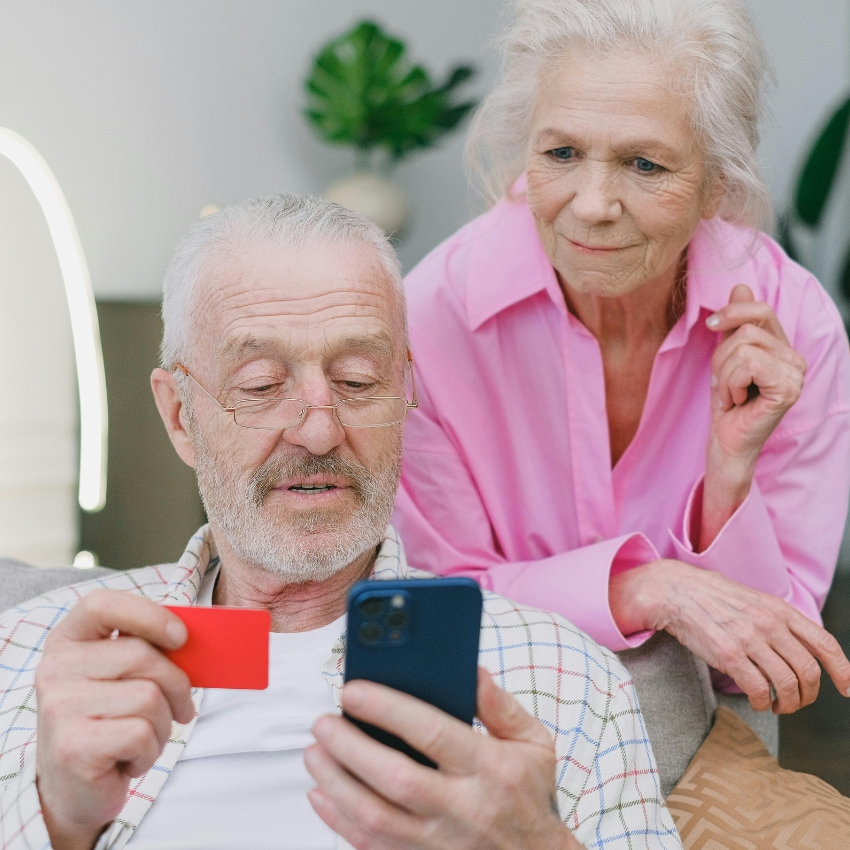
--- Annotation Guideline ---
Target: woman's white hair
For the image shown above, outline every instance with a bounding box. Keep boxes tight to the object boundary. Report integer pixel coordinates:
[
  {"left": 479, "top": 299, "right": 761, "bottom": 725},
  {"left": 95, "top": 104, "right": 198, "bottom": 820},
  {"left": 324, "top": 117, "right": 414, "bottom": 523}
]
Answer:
[
  {"left": 160, "top": 194, "right": 406, "bottom": 371},
  {"left": 467, "top": 0, "right": 773, "bottom": 230}
]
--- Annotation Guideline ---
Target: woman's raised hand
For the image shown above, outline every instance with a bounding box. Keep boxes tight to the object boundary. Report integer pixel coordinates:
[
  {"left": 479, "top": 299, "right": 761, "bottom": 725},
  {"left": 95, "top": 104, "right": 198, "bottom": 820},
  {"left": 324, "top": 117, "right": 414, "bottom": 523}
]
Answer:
[
  {"left": 610, "top": 559, "right": 850, "bottom": 714},
  {"left": 700, "top": 284, "right": 807, "bottom": 549}
]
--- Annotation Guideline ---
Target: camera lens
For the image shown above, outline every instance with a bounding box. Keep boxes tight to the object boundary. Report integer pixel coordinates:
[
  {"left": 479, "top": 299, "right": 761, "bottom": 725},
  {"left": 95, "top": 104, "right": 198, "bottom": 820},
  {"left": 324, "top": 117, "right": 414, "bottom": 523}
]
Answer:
[
  {"left": 358, "top": 596, "right": 385, "bottom": 618},
  {"left": 385, "top": 609, "right": 408, "bottom": 629},
  {"left": 358, "top": 621, "right": 383, "bottom": 644}
]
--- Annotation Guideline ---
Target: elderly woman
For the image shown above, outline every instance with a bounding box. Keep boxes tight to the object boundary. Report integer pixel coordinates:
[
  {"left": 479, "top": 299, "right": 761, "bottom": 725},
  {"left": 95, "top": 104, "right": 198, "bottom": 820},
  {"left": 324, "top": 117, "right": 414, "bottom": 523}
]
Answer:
[{"left": 394, "top": 0, "right": 850, "bottom": 721}]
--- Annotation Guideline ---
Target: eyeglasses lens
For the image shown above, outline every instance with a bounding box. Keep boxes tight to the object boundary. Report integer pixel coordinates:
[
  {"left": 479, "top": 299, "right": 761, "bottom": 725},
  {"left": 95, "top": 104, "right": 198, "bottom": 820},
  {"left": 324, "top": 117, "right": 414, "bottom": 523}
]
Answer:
[{"left": 232, "top": 396, "right": 407, "bottom": 429}]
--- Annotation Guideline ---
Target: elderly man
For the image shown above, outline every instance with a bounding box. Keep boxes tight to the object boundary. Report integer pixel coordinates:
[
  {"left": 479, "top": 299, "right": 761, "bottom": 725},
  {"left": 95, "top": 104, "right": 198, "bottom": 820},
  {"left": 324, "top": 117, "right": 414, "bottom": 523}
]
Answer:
[{"left": 0, "top": 195, "right": 681, "bottom": 850}]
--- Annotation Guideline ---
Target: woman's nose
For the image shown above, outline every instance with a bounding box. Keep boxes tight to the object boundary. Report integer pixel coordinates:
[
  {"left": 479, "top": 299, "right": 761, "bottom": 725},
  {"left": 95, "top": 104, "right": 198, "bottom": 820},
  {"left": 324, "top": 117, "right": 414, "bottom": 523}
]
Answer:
[{"left": 570, "top": 163, "right": 622, "bottom": 225}]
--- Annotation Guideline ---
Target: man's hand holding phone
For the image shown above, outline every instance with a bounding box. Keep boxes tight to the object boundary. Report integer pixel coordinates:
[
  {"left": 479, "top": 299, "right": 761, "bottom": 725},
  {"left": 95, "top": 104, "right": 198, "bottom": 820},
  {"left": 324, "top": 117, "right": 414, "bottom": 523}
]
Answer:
[
  {"left": 305, "top": 669, "right": 582, "bottom": 850},
  {"left": 35, "top": 590, "right": 195, "bottom": 850}
]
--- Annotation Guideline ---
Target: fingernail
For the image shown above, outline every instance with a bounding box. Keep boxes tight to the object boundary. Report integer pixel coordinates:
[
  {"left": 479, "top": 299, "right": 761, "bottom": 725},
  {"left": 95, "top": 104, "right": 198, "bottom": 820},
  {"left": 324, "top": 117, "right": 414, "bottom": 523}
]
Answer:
[
  {"left": 706, "top": 314, "right": 720, "bottom": 328},
  {"left": 166, "top": 619, "right": 187, "bottom": 647},
  {"left": 717, "top": 397, "right": 724, "bottom": 409},
  {"left": 710, "top": 374, "right": 718, "bottom": 388}
]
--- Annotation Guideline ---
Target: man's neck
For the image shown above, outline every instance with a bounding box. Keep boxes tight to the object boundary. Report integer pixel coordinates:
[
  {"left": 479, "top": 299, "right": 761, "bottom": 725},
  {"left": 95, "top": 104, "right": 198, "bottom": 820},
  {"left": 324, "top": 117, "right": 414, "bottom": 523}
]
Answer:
[{"left": 208, "top": 530, "right": 377, "bottom": 632}]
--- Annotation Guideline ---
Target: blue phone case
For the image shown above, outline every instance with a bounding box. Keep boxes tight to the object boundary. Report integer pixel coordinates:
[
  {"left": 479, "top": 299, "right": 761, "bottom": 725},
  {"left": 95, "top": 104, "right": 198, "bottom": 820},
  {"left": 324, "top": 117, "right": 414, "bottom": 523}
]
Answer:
[{"left": 344, "top": 577, "right": 483, "bottom": 767}]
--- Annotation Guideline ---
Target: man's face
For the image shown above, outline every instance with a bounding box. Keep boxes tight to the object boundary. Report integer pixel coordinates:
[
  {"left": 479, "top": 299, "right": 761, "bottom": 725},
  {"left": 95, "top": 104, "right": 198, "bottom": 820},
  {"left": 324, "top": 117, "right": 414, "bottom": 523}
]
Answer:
[{"left": 183, "top": 238, "right": 406, "bottom": 583}]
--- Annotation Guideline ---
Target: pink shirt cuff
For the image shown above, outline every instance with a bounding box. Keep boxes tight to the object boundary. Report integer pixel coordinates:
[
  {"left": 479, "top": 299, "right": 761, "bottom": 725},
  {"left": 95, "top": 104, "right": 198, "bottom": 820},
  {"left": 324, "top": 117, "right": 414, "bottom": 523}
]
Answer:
[
  {"left": 492, "top": 533, "right": 659, "bottom": 652},
  {"left": 669, "top": 477, "right": 812, "bottom": 617}
]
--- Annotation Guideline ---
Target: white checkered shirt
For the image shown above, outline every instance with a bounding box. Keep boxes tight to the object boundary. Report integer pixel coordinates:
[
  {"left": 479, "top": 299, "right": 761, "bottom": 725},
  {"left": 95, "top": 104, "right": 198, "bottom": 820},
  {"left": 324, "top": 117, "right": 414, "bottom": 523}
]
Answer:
[{"left": 0, "top": 526, "right": 681, "bottom": 849}]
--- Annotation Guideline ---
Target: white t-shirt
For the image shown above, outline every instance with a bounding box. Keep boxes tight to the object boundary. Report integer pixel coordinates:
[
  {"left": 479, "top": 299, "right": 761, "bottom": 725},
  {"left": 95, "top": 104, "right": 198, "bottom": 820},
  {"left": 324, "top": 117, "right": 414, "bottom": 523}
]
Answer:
[{"left": 128, "top": 565, "right": 344, "bottom": 849}]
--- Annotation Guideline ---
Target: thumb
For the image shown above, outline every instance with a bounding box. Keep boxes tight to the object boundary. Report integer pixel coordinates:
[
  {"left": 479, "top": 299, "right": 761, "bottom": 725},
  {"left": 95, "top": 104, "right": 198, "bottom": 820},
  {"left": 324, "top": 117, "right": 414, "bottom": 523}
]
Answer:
[
  {"left": 476, "top": 667, "right": 552, "bottom": 746},
  {"left": 729, "top": 283, "right": 755, "bottom": 305}
]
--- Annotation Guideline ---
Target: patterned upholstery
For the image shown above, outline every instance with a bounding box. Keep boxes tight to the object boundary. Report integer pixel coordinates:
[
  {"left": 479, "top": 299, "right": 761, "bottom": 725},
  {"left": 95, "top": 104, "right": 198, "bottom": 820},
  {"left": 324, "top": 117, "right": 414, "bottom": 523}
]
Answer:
[{"left": 668, "top": 706, "right": 850, "bottom": 848}]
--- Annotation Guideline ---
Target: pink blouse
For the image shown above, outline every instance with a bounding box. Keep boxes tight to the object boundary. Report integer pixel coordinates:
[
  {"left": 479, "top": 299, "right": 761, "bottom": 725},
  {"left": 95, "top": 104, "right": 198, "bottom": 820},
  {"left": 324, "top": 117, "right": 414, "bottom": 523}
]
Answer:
[{"left": 394, "top": 195, "right": 850, "bottom": 652}]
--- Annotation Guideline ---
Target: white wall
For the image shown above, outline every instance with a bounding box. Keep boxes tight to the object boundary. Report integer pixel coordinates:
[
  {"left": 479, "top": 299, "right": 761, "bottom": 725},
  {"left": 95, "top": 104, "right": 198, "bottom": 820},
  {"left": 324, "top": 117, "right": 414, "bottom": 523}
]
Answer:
[
  {"left": 0, "top": 157, "right": 77, "bottom": 566},
  {"left": 746, "top": 0, "right": 850, "bottom": 205},
  {"left": 0, "top": 1, "right": 502, "bottom": 298},
  {"left": 0, "top": 1, "right": 846, "bottom": 298}
]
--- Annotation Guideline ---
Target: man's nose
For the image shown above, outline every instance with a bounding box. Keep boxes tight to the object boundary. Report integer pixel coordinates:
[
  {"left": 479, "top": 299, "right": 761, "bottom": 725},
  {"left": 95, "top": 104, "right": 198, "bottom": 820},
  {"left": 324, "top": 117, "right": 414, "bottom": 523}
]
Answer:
[
  {"left": 570, "top": 162, "right": 622, "bottom": 225},
  {"left": 280, "top": 387, "right": 346, "bottom": 456}
]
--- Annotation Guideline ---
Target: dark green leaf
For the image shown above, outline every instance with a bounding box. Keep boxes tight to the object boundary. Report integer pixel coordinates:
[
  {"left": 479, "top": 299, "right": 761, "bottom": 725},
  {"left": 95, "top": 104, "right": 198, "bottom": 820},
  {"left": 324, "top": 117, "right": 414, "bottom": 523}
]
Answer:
[
  {"left": 796, "top": 95, "right": 850, "bottom": 227},
  {"left": 303, "top": 18, "right": 478, "bottom": 159}
]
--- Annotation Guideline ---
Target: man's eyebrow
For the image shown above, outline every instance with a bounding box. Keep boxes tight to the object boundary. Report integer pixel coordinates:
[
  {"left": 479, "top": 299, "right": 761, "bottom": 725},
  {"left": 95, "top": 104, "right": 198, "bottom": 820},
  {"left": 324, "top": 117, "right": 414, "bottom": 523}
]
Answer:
[
  {"left": 218, "top": 332, "right": 398, "bottom": 366},
  {"left": 218, "top": 335, "right": 290, "bottom": 366},
  {"left": 333, "top": 333, "right": 396, "bottom": 361}
]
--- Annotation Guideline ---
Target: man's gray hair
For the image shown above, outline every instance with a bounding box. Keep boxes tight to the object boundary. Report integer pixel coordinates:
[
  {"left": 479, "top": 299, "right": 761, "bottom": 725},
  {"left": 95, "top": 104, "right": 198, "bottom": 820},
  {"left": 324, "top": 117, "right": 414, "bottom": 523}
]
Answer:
[
  {"left": 467, "top": 0, "right": 773, "bottom": 231},
  {"left": 160, "top": 194, "right": 406, "bottom": 370}
]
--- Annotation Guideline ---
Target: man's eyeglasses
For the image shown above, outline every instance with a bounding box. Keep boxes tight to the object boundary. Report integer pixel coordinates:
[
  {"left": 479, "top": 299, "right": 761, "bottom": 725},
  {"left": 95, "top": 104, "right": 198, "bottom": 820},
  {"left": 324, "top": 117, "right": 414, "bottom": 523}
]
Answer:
[{"left": 173, "top": 357, "right": 418, "bottom": 431}]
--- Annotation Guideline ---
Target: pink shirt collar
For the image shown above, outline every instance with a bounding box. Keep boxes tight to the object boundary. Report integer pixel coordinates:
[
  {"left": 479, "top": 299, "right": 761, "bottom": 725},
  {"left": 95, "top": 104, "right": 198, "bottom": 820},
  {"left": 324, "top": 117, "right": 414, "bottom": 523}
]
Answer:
[{"left": 464, "top": 191, "right": 757, "bottom": 347}]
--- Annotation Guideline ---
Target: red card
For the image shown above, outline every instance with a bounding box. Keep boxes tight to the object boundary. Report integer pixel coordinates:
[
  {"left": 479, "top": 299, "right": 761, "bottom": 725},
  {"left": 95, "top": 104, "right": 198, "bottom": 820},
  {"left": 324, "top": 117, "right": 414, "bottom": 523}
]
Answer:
[{"left": 164, "top": 605, "right": 271, "bottom": 689}]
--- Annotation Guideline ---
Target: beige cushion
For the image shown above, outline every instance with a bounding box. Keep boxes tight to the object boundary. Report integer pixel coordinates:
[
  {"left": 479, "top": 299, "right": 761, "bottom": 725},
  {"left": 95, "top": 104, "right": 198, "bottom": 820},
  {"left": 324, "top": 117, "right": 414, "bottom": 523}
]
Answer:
[{"left": 667, "top": 706, "right": 850, "bottom": 848}]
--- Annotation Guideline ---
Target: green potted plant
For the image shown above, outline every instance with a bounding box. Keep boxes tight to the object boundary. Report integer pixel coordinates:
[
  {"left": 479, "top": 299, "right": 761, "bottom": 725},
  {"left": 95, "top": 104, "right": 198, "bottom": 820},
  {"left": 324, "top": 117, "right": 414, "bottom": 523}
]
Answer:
[{"left": 304, "top": 20, "right": 477, "bottom": 235}]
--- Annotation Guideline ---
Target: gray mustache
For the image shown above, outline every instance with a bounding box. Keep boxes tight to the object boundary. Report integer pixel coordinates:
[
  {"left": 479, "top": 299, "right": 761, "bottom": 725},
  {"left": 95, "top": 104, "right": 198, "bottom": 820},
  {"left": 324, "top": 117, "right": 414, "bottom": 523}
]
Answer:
[{"left": 247, "top": 453, "right": 376, "bottom": 508}]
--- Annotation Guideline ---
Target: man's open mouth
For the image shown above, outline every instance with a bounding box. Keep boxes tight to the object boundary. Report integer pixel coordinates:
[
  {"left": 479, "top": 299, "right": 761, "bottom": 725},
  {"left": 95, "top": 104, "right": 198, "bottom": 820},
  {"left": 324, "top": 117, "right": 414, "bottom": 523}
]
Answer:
[{"left": 288, "top": 484, "right": 338, "bottom": 493}]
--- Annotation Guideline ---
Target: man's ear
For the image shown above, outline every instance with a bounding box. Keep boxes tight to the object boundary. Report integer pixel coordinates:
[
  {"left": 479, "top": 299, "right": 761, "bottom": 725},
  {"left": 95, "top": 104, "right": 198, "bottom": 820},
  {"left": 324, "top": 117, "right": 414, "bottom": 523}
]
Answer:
[{"left": 151, "top": 368, "right": 196, "bottom": 468}]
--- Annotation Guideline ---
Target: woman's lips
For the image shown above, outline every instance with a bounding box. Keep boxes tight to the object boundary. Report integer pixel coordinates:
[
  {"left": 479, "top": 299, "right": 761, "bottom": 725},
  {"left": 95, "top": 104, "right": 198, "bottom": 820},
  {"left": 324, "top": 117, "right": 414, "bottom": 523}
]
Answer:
[{"left": 566, "top": 239, "right": 624, "bottom": 254}]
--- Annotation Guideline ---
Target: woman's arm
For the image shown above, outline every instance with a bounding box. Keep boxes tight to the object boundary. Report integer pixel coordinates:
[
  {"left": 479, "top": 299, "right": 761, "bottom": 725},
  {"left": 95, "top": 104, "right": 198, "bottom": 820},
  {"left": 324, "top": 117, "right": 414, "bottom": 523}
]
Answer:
[
  {"left": 394, "top": 385, "right": 658, "bottom": 653},
  {"left": 611, "top": 279, "right": 850, "bottom": 712},
  {"left": 698, "top": 284, "right": 809, "bottom": 551}
]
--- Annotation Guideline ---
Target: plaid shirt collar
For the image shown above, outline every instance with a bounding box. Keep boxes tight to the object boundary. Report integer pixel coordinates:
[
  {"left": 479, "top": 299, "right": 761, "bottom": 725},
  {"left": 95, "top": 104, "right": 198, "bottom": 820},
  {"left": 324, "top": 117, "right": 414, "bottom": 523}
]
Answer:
[{"left": 165, "top": 524, "right": 412, "bottom": 711}]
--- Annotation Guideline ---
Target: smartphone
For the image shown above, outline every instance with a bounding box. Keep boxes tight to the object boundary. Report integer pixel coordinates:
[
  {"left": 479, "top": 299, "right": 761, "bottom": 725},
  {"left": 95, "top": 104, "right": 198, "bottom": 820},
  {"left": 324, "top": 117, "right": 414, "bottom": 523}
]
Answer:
[{"left": 344, "top": 577, "right": 483, "bottom": 767}]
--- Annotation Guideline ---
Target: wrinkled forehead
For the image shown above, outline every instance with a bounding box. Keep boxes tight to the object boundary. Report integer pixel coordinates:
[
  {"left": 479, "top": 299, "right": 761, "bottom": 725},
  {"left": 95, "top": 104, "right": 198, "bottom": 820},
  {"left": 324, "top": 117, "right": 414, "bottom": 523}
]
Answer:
[{"left": 189, "top": 238, "right": 405, "bottom": 373}]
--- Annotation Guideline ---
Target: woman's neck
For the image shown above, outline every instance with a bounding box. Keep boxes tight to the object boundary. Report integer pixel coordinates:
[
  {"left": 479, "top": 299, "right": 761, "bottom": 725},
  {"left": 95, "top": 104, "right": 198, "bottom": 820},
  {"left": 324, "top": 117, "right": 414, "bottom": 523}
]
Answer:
[
  {"left": 561, "top": 254, "right": 686, "bottom": 348},
  {"left": 558, "top": 252, "right": 689, "bottom": 467}
]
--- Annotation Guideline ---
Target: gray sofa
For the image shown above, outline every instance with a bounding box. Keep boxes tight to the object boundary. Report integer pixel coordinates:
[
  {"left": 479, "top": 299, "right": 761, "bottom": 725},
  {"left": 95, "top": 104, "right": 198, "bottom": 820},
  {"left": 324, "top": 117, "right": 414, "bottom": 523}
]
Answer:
[{"left": 0, "top": 556, "right": 776, "bottom": 796}]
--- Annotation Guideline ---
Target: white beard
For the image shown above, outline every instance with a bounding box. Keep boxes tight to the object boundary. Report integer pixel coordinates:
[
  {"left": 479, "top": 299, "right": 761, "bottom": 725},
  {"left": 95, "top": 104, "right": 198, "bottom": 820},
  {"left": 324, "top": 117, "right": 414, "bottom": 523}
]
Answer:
[{"left": 191, "top": 427, "right": 401, "bottom": 584}]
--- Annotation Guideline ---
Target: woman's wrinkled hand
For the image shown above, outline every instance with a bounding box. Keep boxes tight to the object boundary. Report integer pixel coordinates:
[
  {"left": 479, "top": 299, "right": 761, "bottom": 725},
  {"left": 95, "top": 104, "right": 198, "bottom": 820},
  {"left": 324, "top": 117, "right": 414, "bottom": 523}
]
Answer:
[
  {"left": 706, "top": 283, "right": 806, "bottom": 463},
  {"left": 610, "top": 559, "right": 850, "bottom": 714},
  {"left": 699, "top": 284, "right": 807, "bottom": 548}
]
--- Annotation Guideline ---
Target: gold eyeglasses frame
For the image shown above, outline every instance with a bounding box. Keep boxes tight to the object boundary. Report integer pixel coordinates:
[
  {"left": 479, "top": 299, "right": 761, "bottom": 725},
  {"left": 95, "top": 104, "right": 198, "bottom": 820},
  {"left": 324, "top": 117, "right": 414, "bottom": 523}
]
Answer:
[{"left": 172, "top": 351, "right": 418, "bottom": 431}]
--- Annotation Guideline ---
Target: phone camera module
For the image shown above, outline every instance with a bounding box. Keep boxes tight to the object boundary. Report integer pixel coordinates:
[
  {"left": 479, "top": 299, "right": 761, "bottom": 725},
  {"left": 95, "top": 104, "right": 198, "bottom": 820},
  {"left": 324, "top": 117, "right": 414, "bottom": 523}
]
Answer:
[
  {"left": 358, "top": 596, "right": 385, "bottom": 619},
  {"left": 385, "top": 609, "right": 408, "bottom": 629},
  {"left": 358, "top": 621, "right": 384, "bottom": 644}
]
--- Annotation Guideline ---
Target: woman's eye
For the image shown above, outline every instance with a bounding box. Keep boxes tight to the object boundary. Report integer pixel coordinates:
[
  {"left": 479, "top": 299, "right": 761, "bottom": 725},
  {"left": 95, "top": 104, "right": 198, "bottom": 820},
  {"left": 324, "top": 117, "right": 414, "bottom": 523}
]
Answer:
[
  {"left": 633, "top": 157, "right": 659, "bottom": 173},
  {"left": 549, "top": 146, "right": 574, "bottom": 161}
]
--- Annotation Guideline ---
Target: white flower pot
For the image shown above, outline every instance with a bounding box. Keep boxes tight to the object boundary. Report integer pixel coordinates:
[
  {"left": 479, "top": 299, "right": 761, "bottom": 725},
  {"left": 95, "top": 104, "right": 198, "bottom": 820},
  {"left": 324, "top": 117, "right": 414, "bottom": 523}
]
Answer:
[{"left": 324, "top": 172, "right": 410, "bottom": 236}]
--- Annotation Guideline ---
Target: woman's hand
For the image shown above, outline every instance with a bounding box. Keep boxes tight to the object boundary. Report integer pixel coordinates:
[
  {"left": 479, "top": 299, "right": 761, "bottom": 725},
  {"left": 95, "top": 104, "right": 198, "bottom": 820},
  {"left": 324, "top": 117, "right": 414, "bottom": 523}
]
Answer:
[
  {"left": 610, "top": 559, "right": 850, "bottom": 714},
  {"left": 700, "top": 285, "right": 807, "bottom": 549}
]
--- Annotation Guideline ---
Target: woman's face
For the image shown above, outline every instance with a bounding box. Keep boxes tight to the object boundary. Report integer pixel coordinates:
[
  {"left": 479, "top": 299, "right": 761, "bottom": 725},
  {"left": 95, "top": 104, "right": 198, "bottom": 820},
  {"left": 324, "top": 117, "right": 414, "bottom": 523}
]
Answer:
[{"left": 526, "top": 47, "right": 722, "bottom": 299}]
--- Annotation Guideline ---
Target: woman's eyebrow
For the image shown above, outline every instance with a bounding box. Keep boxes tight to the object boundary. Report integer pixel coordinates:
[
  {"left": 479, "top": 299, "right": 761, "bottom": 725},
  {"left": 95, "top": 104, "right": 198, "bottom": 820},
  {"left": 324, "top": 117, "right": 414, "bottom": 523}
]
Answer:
[{"left": 611, "top": 138, "right": 681, "bottom": 159}]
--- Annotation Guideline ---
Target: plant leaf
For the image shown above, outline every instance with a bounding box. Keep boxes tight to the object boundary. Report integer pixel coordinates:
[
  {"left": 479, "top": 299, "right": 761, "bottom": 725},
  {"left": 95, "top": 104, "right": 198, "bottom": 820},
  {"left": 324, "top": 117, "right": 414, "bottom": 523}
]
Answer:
[
  {"left": 795, "top": 95, "right": 850, "bottom": 227},
  {"left": 303, "top": 19, "right": 478, "bottom": 159}
]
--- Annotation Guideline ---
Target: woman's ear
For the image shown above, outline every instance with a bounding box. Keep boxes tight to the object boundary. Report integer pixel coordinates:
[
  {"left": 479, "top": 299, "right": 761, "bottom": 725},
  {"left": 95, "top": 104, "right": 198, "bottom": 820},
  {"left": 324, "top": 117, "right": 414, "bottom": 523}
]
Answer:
[{"left": 150, "top": 368, "right": 196, "bottom": 468}]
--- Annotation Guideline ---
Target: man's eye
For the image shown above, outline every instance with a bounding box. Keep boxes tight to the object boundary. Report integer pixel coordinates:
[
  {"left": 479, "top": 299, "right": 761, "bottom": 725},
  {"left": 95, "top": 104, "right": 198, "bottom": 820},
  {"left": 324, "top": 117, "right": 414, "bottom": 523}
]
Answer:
[
  {"left": 549, "top": 146, "right": 574, "bottom": 161},
  {"left": 241, "top": 383, "right": 280, "bottom": 396},
  {"left": 339, "top": 380, "right": 375, "bottom": 394},
  {"left": 633, "top": 157, "right": 660, "bottom": 173}
]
